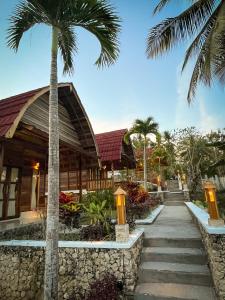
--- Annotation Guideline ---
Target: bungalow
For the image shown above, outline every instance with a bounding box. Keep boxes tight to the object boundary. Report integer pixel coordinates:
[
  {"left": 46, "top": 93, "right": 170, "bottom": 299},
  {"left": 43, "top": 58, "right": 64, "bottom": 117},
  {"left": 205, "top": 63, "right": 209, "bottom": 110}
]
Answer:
[
  {"left": 0, "top": 83, "right": 99, "bottom": 220},
  {"left": 91, "top": 129, "right": 136, "bottom": 189}
]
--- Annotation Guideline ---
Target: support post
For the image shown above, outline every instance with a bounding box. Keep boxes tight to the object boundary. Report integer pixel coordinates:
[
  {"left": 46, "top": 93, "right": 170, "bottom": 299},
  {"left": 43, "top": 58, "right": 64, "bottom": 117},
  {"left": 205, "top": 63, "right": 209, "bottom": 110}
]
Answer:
[
  {"left": 79, "top": 155, "right": 82, "bottom": 201},
  {"left": 111, "top": 162, "right": 114, "bottom": 189}
]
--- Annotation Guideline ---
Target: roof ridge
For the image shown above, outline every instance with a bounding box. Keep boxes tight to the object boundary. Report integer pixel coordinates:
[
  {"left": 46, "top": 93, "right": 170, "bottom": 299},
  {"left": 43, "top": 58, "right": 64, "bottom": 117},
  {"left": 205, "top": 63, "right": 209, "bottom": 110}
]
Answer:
[
  {"left": 95, "top": 128, "right": 127, "bottom": 136},
  {"left": 0, "top": 82, "right": 72, "bottom": 102}
]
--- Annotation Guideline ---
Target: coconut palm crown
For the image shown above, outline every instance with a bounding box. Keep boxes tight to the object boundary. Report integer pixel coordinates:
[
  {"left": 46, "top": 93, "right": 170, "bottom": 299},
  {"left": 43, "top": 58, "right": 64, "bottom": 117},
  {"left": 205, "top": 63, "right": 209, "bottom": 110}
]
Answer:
[
  {"left": 125, "top": 117, "right": 159, "bottom": 190},
  {"left": 147, "top": 0, "right": 225, "bottom": 103},
  {"left": 7, "top": 1, "right": 120, "bottom": 299}
]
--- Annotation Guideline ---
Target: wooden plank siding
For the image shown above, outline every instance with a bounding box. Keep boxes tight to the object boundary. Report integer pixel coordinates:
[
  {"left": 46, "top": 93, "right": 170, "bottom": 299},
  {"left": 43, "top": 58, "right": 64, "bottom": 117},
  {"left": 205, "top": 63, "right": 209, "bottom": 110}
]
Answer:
[{"left": 22, "top": 95, "right": 81, "bottom": 149}]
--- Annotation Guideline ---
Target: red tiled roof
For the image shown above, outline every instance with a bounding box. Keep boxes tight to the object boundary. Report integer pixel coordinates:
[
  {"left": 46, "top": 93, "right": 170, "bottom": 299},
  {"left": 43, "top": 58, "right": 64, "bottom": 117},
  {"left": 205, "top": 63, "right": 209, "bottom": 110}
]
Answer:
[
  {"left": 95, "top": 129, "right": 127, "bottom": 163},
  {"left": 0, "top": 87, "right": 44, "bottom": 137}
]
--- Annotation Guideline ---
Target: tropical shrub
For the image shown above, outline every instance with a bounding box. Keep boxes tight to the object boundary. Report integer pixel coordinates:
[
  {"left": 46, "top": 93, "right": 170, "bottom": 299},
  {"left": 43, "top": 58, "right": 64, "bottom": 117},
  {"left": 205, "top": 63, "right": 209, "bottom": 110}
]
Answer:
[
  {"left": 79, "top": 223, "right": 115, "bottom": 241},
  {"left": 59, "top": 202, "right": 81, "bottom": 228},
  {"left": 81, "top": 192, "right": 115, "bottom": 240},
  {"left": 86, "top": 274, "right": 119, "bottom": 300},
  {"left": 82, "top": 190, "right": 114, "bottom": 209},
  {"left": 121, "top": 181, "right": 149, "bottom": 203},
  {"left": 120, "top": 181, "right": 160, "bottom": 219},
  {"left": 59, "top": 192, "right": 73, "bottom": 204}
]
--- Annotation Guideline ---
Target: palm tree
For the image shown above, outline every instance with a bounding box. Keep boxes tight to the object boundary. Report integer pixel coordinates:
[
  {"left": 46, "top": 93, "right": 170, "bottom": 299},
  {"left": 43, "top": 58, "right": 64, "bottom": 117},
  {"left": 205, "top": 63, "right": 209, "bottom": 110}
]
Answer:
[
  {"left": 125, "top": 117, "right": 158, "bottom": 190},
  {"left": 7, "top": 1, "right": 120, "bottom": 299},
  {"left": 147, "top": 0, "right": 225, "bottom": 103}
]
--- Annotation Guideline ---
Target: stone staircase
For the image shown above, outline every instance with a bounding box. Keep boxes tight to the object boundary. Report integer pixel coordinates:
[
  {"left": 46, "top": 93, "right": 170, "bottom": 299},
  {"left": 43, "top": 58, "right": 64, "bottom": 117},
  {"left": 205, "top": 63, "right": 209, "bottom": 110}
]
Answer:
[
  {"left": 164, "top": 192, "right": 185, "bottom": 206},
  {"left": 134, "top": 204, "right": 217, "bottom": 300},
  {"left": 167, "top": 180, "right": 180, "bottom": 192}
]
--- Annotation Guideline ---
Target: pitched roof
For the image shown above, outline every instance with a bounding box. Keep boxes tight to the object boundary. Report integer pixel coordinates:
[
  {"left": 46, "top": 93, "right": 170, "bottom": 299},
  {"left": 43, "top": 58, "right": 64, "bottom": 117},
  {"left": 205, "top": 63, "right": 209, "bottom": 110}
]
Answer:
[
  {"left": 0, "top": 83, "right": 100, "bottom": 167},
  {"left": 0, "top": 87, "right": 43, "bottom": 137},
  {"left": 95, "top": 129, "right": 127, "bottom": 163}
]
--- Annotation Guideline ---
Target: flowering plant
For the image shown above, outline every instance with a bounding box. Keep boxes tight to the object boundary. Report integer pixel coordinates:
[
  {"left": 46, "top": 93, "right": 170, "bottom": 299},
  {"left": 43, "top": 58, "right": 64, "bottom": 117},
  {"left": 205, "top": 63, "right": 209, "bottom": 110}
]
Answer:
[{"left": 59, "top": 192, "right": 73, "bottom": 204}]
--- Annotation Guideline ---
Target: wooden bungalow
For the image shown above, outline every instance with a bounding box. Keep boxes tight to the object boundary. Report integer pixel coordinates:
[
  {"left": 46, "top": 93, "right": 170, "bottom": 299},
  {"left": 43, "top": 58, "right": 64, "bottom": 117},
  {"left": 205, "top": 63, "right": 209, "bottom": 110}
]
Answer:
[
  {"left": 89, "top": 129, "right": 136, "bottom": 190},
  {"left": 0, "top": 83, "right": 100, "bottom": 220}
]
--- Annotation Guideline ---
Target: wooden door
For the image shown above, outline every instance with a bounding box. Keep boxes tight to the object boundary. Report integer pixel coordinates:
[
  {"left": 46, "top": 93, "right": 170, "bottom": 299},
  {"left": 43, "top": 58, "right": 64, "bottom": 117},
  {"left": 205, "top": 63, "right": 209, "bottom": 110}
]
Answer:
[
  {"left": 1, "top": 167, "right": 21, "bottom": 220},
  {"left": 20, "top": 168, "right": 33, "bottom": 212}
]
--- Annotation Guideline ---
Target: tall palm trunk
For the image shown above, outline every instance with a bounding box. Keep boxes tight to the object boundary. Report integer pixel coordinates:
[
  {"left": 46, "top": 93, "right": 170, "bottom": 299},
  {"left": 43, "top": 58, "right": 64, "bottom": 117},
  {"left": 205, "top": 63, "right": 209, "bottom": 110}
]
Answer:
[
  {"left": 143, "top": 136, "right": 147, "bottom": 190},
  {"left": 44, "top": 26, "right": 59, "bottom": 300}
]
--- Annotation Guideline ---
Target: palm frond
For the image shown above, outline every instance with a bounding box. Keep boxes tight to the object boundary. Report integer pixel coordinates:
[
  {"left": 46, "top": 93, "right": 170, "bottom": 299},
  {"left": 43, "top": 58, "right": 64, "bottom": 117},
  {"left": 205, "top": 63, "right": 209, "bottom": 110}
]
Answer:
[
  {"left": 147, "top": 0, "right": 215, "bottom": 58},
  {"left": 153, "top": 0, "right": 174, "bottom": 15},
  {"left": 187, "top": 2, "right": 224, "bottom": 102},
  {"left": 182, "top": 17, "right": 215, "bottom": 72},
  {"left": 212, "top": 2, "right": 225, "bottom": 83},
  {"left": 58, "top": 26, "right": 77, "bottom": 74},
  {"left": 7, "top": 1, "right": 42, "bottom": 50},
  {"left": 70, "top": 0, "right": 121, "bottom": 67}
]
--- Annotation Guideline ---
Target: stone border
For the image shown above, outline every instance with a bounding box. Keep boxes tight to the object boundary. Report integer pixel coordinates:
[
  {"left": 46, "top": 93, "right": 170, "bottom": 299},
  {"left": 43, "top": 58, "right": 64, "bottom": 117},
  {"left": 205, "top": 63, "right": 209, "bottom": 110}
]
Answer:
[
  {"left": 185, "top": 202, "right": 225, "bottom": 235},
  {"left": 135, "top": 205, "right": 164, "bottom": 225},
  {"left": 0, "top": 228, "right": 144, "bottom": 249}
]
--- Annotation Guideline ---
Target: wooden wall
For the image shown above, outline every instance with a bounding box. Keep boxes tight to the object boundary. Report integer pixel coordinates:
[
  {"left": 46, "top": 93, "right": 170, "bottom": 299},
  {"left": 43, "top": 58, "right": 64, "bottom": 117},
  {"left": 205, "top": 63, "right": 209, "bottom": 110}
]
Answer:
[{"left": 22, "top": 95, "right": 81, "bottom": 149}]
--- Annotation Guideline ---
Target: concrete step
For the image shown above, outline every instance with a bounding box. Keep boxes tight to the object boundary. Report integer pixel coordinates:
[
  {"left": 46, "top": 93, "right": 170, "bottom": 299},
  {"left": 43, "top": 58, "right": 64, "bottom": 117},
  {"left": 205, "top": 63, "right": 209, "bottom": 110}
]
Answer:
[
  {"left": 142, "top": 247, "right": 207, "bottom": 264},
  {"left": 165, "top": 194, "right": 185, "bottom": 200},
  {"left": 138, "top": 261, "right": 212, "bottom": 286},
  {"left": 134, "top": 283, "right": 216, "bottom": 300},
  {"left": 164, "top": 201, "right": 185, "bottom": 206},
  {"left": 144, "top": 237, "right": 203, "bottom": 248}
]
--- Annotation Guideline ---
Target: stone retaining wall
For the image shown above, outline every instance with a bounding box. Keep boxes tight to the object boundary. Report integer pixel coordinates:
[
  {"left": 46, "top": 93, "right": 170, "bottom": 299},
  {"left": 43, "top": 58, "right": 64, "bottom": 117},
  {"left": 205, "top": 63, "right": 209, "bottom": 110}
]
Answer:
[
  {"left": 198, "top": 223, "right": 225, "bottom": 300},
  {"left": 188, "top": 209, "right": 225, "bottom": 300},
  {"left": 0, "top": 234, "right": 143, "bottom": 300}
]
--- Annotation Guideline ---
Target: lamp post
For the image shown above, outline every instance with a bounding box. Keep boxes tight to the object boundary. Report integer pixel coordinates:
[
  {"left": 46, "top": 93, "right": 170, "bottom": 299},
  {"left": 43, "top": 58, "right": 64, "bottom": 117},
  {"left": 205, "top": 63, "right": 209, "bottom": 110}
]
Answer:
[
  {"left": 157, "top": 174, "right": 162, "bottom": 192},
  {"left": 182, "top": 173, "right": 190, "bottom": 201},
  {"left": 114, "top": 187, "right": 129, "bottom": 242},
  {"left": 182, "top": 173, "right": 188, "bottom": 191},
  {"left": 177, "top": 171, "right": 182, "bottom": 190},
  {"left": 203, "top": 181, "right": 224, "bottom": 226}
]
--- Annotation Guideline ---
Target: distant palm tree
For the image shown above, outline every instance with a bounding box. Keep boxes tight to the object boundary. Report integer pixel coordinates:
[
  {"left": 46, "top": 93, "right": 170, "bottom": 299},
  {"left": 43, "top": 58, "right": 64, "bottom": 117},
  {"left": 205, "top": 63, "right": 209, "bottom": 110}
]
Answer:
[
  {"left": 125, "top": 117, "right": 158, "bottom": 190},
  {"left": 7, "top": 1, "right": 120, "bottom": 299},
  {"left": 147, "top": 0, "right": 225, "bottom": 103}
]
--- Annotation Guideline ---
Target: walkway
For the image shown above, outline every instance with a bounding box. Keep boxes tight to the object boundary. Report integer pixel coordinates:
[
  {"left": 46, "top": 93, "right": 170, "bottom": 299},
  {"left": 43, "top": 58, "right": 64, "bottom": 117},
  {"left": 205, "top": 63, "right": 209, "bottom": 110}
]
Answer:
[{"left": 135, "top": 192, "right": 217, "bottom": 300}]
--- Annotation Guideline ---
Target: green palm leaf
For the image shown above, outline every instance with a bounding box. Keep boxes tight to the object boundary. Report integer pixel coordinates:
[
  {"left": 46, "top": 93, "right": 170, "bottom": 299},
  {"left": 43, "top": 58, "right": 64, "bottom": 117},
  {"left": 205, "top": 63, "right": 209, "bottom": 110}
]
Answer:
[{"left": 147, "top": 0, "right": 225, "bottom": 103}]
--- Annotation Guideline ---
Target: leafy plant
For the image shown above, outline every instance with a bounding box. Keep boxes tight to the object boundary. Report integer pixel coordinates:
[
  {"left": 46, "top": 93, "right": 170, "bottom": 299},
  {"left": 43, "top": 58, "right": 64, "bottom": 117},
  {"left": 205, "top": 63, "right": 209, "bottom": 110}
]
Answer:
[
  {"left": 82, "top": 194, "right": 114, "bottom": 238},
  {"left": 82, "top": 190, "right": 115, "bottom": 209},
  {"left": 79, "top": 223, "right": 115, "bottom": 241},
  {"left": 59, "top": 202, "right": 81, "bottom": 228},
  {"left": 59, "top": 192, "right": 73, "bottom": 204},
  {"left": 121, "top": 181, "right": 150, "bottom": 204},
  {"left": 86, "top": 273, "right": 119, "bottom": 300}
]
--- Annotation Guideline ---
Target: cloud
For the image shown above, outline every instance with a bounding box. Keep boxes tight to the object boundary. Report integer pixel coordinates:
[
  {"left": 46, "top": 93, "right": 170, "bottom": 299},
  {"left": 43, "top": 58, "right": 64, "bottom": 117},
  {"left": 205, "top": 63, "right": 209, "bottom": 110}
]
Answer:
[
  {"left": 175, "top": 64, "right": 218, "bottom": 133},
  {"left": 198, "top": 97, "right": 219, "bottom": 133},
  {"left": 91, "top": 114, "right": 135, "bottom": 134}
]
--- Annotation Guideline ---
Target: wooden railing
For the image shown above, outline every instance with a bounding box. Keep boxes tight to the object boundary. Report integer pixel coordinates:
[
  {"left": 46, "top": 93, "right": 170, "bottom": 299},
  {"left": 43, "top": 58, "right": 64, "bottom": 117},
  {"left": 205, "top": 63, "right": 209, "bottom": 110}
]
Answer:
[{"left": 86, "top": 179, "right": 113, "bottom": 191}]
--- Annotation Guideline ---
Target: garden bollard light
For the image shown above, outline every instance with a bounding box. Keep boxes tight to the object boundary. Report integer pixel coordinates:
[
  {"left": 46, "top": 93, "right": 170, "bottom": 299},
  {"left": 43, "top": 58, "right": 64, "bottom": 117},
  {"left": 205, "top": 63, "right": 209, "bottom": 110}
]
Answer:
[
  {"left": 182, "top": 174, "right": 188, "bottom": 190},
  {"left": 203, "top": 181, "right": 224, "bottom": 226},
  {"left": 114, "top": 187, "right": 129, "bottom": 242},
  {"left": 157, "top": 175, "right": 162, "bottom": 192}
]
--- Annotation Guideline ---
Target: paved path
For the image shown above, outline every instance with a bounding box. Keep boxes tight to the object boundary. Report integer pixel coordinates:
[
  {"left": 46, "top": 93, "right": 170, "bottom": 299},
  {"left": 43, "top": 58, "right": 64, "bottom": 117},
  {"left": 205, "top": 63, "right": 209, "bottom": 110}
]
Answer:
[{"left": 135, "top": 192, "right": 217, "bottom": 300}]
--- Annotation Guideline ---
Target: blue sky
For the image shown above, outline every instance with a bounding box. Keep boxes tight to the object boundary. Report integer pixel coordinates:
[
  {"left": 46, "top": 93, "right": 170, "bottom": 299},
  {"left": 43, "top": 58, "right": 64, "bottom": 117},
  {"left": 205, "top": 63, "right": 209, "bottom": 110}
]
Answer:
[{"left": 0, "top": 0, "right": 224, "bottom": 133}]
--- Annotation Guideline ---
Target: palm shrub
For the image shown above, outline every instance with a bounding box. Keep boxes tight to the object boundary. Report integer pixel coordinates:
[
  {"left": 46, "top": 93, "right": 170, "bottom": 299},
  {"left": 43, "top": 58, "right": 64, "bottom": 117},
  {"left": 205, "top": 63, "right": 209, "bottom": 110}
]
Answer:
[{"left": 125, "top": 117, "right": 158, "bottom": 190}]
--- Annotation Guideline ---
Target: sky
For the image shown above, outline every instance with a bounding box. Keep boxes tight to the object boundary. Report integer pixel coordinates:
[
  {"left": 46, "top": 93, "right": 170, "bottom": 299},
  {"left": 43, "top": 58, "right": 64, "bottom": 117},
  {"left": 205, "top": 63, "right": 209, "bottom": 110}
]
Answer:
[{"left": 0, "top": 0, "right": 224, "bottom": 134}]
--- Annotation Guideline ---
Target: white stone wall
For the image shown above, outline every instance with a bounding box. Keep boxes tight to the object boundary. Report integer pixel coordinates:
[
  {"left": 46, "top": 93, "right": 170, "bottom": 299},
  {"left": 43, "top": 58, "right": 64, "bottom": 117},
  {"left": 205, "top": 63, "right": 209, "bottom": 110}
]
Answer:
[{"left": 0, "top": 236, "right": 143, "bottom": 300}]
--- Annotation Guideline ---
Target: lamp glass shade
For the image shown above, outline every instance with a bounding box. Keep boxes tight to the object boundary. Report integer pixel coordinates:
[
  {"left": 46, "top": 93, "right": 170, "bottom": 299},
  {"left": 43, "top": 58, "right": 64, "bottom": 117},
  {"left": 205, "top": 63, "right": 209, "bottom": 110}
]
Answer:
[
  {"left": 208, "top": 190, "right": 215, "bottom": 202},
  {"left": 117, "top": 195, "right": 125, "bottom": 207}
]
